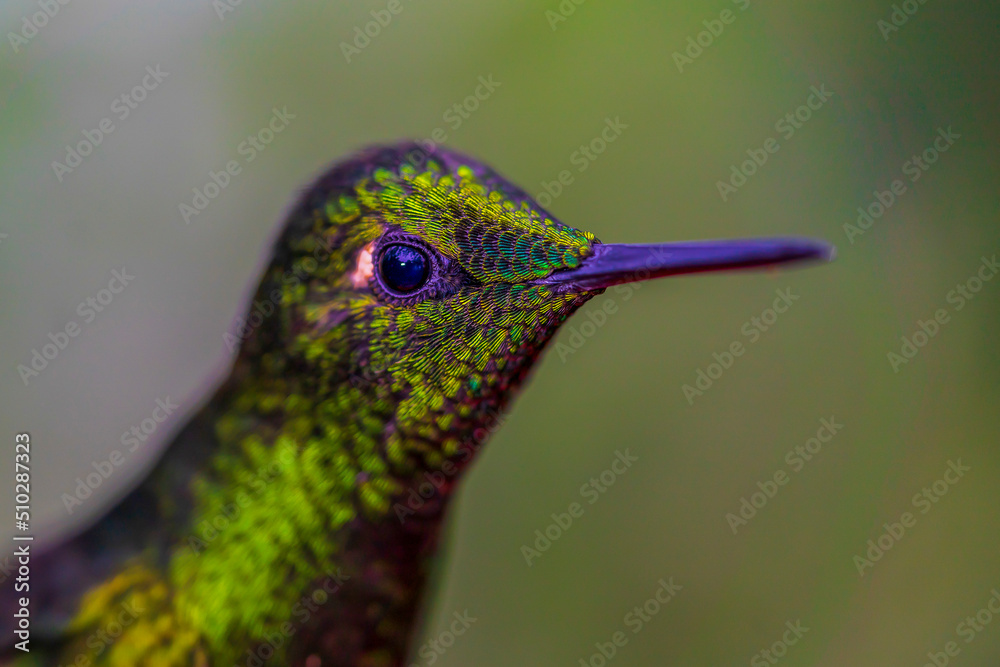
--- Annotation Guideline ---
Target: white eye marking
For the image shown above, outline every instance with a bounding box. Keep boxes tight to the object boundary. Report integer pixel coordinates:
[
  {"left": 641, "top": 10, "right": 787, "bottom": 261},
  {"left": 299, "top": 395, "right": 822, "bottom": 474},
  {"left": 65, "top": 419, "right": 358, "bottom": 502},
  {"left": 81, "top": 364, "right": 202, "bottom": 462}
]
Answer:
[{"left": 351, "top": 242, "right": 375, "bottom": 288}]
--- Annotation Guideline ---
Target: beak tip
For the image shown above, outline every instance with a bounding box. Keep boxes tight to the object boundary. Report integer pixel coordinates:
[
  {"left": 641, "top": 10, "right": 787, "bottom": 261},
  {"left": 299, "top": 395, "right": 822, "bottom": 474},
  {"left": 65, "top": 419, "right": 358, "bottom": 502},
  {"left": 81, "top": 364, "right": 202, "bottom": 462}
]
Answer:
[{"left": 801, "top": 238, "right": 836, "bottom": 263}]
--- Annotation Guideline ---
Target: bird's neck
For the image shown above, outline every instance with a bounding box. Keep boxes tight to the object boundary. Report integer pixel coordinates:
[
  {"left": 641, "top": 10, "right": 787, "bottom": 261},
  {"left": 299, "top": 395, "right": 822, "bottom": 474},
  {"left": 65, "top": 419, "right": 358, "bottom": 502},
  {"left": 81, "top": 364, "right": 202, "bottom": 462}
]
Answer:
[{"left": 151, "top": 347, "right": 502, "bottom": 665}]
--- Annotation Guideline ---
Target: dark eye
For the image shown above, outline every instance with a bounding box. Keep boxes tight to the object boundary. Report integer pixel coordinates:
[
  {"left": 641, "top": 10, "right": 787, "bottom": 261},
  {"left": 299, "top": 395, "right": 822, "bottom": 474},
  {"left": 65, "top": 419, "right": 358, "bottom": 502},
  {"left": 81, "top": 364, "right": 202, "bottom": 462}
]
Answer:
[{"left": 378, "top": 244, "right": 430, "bottom": 294}]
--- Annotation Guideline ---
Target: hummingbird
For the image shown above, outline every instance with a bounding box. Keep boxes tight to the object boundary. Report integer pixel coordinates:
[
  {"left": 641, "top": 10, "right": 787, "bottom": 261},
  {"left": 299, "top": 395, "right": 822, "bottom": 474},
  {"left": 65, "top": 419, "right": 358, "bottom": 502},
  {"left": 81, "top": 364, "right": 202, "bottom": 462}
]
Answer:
[{"left": 7, "top": 143, "right": 833, "bottom": 666}]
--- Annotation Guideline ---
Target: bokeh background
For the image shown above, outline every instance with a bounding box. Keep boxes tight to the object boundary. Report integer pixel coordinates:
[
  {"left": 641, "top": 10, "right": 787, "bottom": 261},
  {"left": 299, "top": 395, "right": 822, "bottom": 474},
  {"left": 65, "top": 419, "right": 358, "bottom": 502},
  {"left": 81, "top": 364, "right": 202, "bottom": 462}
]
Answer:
[{"left": 2, "top": 1, "right": 998, "bottom": 665}]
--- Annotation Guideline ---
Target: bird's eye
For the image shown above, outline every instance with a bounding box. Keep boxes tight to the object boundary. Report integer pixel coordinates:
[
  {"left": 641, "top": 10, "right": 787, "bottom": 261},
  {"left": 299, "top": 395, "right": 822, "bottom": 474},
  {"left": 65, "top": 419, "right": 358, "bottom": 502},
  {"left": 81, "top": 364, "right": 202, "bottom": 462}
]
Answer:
[{"left": 378, "top": 244, "right": 430, "bottom": 294}]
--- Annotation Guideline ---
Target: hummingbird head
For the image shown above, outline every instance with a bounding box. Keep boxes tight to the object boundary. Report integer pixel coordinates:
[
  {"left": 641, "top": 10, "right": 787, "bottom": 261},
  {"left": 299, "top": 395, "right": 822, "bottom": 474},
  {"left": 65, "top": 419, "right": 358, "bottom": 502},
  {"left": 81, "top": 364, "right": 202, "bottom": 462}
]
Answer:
[{"left": 234, "top": 142, "right": 832, "bottom": 481}]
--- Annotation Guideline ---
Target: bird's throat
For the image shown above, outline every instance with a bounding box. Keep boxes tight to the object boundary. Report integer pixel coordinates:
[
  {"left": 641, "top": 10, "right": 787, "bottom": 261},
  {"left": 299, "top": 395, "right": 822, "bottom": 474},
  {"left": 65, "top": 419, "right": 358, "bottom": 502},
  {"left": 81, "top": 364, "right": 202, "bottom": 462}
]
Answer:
[{"left": 153, "top": 348, "right": 508, "bottom": 665}]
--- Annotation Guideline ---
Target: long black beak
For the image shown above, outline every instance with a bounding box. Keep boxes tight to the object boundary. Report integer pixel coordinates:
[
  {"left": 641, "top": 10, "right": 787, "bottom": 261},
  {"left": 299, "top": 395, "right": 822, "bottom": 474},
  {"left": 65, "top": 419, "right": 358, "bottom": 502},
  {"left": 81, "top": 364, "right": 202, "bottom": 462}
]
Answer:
[{"left": 539, "top": 237, "right": 835, "bottom": 292}]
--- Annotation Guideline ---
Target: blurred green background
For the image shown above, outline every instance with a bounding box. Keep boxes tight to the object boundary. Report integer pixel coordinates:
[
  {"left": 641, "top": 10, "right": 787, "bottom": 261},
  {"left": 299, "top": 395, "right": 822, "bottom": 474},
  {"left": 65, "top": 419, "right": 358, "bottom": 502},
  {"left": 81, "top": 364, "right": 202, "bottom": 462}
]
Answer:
[{"left": 2, "top": 1, "right": 998, "bottom": 665}]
